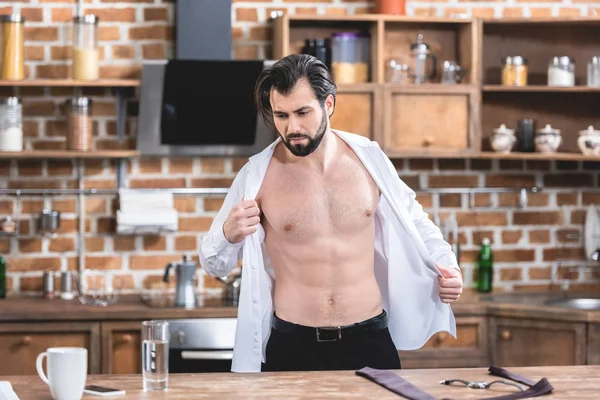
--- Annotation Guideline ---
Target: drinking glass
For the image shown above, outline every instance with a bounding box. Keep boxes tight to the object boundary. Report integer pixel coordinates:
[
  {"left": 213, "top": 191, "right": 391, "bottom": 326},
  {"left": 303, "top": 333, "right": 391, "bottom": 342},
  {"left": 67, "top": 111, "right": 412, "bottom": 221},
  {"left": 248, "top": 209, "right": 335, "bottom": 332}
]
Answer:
[{"left": 142, "top": 320, "right": 169, "bottom": 391}]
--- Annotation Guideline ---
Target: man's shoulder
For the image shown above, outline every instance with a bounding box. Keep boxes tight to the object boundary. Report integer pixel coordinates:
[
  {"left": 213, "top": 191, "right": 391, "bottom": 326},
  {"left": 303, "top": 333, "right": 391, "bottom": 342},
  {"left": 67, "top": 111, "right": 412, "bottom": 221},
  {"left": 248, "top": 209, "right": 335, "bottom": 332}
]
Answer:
[{"left": 333, "top": 129, "right": 378, "bottom": 148}]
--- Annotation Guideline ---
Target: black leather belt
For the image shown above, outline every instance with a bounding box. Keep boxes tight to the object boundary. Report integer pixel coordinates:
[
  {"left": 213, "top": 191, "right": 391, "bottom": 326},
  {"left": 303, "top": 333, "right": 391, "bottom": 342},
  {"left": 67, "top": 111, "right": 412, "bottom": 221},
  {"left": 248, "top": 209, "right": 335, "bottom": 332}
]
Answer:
[{"left": 272, "top": 310, "right": 388, "bottom": 342}]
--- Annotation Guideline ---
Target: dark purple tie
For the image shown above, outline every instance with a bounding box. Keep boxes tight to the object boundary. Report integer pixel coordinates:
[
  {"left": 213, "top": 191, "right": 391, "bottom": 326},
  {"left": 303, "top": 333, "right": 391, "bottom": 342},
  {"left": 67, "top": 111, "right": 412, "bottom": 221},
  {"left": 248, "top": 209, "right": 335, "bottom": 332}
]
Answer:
[{"left": 355, "top": 366, "right": 554, "bottom": 400}]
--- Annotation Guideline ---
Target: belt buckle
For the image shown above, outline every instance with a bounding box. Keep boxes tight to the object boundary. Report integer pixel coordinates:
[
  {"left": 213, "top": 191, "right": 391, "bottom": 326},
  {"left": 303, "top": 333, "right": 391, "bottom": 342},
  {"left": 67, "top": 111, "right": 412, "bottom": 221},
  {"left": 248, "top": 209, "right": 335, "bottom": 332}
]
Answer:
[{"left": 316, "top": 326, "right": 342, "bottom": 342}]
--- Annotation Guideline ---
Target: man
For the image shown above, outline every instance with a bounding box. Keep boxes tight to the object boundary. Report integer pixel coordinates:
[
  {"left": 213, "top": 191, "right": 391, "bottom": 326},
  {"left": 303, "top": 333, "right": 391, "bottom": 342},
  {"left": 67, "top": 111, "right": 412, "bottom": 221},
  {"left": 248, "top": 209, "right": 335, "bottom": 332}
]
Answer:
[{"left": 199, "top": 54, "right": 463, "bottom": 373}]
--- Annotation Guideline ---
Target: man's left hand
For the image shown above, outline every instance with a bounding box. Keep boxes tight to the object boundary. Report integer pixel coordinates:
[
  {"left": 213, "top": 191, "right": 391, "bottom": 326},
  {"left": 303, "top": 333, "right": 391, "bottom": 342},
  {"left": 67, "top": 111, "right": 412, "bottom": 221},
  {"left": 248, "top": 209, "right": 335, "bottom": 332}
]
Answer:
[{"left": 436, "top": 264, "right": 463, "bottom": 303}]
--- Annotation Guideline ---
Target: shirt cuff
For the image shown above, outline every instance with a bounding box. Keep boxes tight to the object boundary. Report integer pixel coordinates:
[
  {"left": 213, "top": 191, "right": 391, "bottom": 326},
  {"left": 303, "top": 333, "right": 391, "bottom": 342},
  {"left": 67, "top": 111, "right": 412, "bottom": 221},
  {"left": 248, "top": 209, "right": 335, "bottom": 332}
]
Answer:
[{"left": 211, "top": 222, "right": 244, "bottom": 256}]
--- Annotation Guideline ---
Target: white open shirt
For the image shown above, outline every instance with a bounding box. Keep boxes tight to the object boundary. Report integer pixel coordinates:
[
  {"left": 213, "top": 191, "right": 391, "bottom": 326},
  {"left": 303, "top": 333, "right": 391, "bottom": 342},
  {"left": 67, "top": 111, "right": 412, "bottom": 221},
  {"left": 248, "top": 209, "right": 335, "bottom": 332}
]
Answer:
[{"left": 200, "top": 130, "right": 459, "bottom": 373}]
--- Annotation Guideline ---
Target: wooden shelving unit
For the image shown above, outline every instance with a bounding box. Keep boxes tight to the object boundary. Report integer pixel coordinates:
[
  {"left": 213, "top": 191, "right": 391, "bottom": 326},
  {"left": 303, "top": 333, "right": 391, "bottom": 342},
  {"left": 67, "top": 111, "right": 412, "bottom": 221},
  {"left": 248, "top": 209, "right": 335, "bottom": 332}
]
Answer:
[
  {"left": 272, "top": 14, "right": 600, "bottom": 161},
  {"left": 0, "top": 79, "right": 140, "bottom": 87},
  {"left": 0, "top": 150, "right": 140, "bottom": 159},
  {"left": 483, "top": 85, "right": 600, "bottom": 93}
]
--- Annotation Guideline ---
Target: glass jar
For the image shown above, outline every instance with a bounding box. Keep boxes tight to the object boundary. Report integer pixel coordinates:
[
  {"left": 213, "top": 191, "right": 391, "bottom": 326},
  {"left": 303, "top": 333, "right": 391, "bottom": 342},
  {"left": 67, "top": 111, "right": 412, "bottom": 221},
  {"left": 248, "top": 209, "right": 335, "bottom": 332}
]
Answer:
[
  {"left": 302, "top": 39, "right": 331, "bottom": 71},
  {"left": 502, "top": 56, "right": 527, "bottom": 86},
  {"left": 331, "top": 32, "right": 370, "bottom": 84},
  {"left": 0, "top": 97, "right": 23, "bottom": 152},
  {"left": 587, "top": 56, "right": 600, "bottom": 87},
  {"left": 72, "top": 15, "right": 99, "bottom": 81},
  {"left": 548, "top": 56, "right": 575, "bottom": 87},
  {"left": 386, "top": 59, "right": 410, "bottom": 84},
  {"left": 0, "top": 14, "right": 25, "bottom": 81},
  {"left": 66, "top": 96, "right": 93, "bottom": 151}
]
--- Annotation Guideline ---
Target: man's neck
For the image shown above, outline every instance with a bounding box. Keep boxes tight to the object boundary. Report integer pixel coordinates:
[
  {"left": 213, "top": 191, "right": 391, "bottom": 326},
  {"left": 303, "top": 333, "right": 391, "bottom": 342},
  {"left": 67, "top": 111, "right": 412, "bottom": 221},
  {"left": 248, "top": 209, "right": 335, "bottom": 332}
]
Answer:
[{"left": 283, "top": 129, "right": 337, "bottom": 173}]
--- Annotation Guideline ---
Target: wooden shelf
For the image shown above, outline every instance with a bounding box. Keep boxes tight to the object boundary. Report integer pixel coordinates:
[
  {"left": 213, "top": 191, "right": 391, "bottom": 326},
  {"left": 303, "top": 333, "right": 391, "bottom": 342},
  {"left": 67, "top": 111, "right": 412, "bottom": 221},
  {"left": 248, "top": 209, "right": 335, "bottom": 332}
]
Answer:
[
  {"left": 483, "top": 85, "right": 600, "bottom": 93},
  {"left": 0, "top": 79, "right": 140, "bottom": 87},
  {"left": 336, "top": 83, "right": 377, "bottom": 93},
  {"left": 482, "top": 17, "right": 600, "bottom": 25},
  {"left": 384, "top": 151, "right": 600, "bottom": 161},
  {"left": 283, "top": 14, "right": 472, "bottom": 24},
  {"left": 0, "top": 150, "right": 140, "bottom": 159},
  {"left": 478, "top": 152, "right": 600, "bottom": 161}
]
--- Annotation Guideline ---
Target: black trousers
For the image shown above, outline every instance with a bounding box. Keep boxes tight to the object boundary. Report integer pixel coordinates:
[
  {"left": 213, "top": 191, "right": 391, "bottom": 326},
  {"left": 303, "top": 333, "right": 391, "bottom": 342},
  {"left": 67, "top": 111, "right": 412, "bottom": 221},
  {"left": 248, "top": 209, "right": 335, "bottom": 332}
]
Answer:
[{"left": 261, "top": 313, "right": 402, "bottom": 372}]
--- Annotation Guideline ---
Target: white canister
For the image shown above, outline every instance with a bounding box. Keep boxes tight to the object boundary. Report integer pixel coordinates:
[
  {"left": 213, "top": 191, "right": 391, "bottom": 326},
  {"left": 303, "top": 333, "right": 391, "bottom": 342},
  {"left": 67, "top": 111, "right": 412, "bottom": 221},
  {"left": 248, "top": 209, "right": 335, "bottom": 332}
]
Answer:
[
  {"left": 490, "top": 124, "right": 516, "bottom": 153},
  {"left": 0, "top": 96, "right": 23, "bottom": 152},
  {"left": 548, "top": 56, "right": 575, "bottom": 87},
  {"left": 578, "top": 126, "right": 600, "bottom": 156},
  {"left": 535, "top": 124, "right": 562, "bottom": 153}
]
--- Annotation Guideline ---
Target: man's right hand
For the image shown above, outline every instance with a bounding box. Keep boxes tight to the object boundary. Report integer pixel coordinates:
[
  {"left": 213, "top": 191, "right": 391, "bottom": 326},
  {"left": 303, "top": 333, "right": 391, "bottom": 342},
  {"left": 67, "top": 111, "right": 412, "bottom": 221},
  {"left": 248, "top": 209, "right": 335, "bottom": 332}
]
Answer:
[{"left": 223, "top": 199, "right": 261, "bottom": 244}]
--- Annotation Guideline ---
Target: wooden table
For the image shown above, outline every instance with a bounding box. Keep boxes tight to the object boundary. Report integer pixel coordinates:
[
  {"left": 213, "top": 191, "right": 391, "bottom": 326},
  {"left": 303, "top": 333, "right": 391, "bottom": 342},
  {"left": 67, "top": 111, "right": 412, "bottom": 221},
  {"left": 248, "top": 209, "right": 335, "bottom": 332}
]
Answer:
[{"left": 5, "top": 365, "right": 599, "bottom": 399}]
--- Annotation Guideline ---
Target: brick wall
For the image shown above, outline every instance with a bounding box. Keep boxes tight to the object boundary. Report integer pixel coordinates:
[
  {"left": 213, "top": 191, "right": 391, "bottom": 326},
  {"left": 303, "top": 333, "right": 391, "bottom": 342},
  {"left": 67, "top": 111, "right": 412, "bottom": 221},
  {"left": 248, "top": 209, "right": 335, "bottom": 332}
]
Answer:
[{"left": 1, "top": 0, "right": 599, "bottom": 296}]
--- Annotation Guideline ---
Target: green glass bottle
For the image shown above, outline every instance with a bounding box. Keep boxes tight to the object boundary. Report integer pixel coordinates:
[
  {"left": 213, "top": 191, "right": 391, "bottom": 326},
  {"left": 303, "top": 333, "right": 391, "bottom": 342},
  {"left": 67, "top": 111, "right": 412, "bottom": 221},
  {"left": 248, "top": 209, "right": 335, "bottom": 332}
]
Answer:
[
  {"left": 477, "top": 238, "right": 493, "bottom": 293},
  {"left": 0, "top": 254, "right": 6, "bottom": 299}
]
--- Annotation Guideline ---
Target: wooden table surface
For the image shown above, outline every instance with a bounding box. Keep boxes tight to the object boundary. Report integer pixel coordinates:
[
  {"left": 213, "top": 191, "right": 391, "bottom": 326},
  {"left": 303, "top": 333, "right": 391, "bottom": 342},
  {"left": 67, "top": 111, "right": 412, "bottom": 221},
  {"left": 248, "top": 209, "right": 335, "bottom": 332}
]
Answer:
[{"left": 4, "top": 365, "right": 599, "bottom": 399}]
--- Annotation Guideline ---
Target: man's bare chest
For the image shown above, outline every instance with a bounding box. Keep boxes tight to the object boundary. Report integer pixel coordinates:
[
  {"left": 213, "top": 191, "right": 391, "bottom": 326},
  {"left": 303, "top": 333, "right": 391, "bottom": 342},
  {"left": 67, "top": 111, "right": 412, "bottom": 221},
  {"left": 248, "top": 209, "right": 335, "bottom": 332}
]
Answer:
[{"left": 259, "top": 162, "right": 379, "bottom": 239}]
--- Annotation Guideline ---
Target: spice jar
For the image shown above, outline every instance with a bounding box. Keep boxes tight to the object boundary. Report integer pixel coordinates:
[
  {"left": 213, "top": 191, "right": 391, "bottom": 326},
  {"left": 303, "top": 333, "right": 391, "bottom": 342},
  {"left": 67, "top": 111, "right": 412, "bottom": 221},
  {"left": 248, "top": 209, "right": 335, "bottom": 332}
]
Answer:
[
  {"left": 331, "top": 32, "right": 370, "bottom": 84},
  {"left": 0, "top": 96, "right": 23, "bottom": 152},
  {"left": 66, "top": 96, "right": 93, "bottom": 151},
  {"left": 0, "top": 14, "right": 25, "bottom": 81},
  {"left": 72, "top": 15, "right": 99, "bottom": 81},
  {"left": 587, "top": 56, "right": 600, "bottom": 87},
  {"left": 548, "top": 56, "right": 575, "bottom": 87},
  {"left": 502, "top": 56, "right": 527, "bottom": 86}
]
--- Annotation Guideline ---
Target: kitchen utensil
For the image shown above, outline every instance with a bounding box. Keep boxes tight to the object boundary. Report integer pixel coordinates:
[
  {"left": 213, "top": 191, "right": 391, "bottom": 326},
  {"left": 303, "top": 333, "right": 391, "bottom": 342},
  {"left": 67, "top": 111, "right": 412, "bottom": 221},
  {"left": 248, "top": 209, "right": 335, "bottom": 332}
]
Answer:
[
  {"left": 43, "top": 271, "right": 55, "bottom": 299},
  {"left": 517, "top": 119, "right": 536, "bottom": 152},
  {"left": 163, "top": 255, "right": 197, "bottom": 308},
  {"left": 60, "top": 271, "right": 74, "bottom": 300},
  {"left": 441, "top": 60, "right": 463, "bottom": 84},
  {"left": 409, "top": 33, "right": 436, "bottom": 84},
  {"left": 216, "top": 270, "right": 242, "bottom": 306},
  {"left": 38, "top": 209, "right": 60, "bottom": 237}
]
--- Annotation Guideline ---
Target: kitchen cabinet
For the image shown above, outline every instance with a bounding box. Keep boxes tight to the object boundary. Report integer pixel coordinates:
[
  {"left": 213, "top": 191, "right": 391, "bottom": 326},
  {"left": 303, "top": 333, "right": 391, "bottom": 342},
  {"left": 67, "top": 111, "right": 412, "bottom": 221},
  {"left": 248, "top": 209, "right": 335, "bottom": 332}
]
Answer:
[
  {"left": 398, "top": 316, "right": 488, "bottom": 369},
  {"left": 0, "top": 322, "right": 101, "bottom": 376},
  {"left": 587, "top": 323, "right": 600, "bottom": 365},
  {"left": 382, "top": 85, "right": 480, "bottom": 157},
  {"left": 489, "top": 317, "right": 587, "bottom": 367},
  {"left": 101, "top": 322, "right": 142, "bottom": 374},
  {"left": 330, "top": 84, "right": 381, "bottom": 140}
]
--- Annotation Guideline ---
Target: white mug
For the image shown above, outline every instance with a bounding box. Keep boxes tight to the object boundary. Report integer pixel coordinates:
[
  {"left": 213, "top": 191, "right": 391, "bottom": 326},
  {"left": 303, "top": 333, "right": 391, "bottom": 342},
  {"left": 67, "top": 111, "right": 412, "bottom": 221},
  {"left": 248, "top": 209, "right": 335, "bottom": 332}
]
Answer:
[{"left": 36, "top": 347, "right": 88, "bottom": 400}]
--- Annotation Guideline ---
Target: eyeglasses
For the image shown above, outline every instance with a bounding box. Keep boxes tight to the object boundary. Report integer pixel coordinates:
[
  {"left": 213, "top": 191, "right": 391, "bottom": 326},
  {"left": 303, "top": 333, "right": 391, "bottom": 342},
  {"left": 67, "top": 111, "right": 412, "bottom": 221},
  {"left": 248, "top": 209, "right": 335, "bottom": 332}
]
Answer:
[{"left": 440, "top": 378, "right": 525, "bottom": 391}]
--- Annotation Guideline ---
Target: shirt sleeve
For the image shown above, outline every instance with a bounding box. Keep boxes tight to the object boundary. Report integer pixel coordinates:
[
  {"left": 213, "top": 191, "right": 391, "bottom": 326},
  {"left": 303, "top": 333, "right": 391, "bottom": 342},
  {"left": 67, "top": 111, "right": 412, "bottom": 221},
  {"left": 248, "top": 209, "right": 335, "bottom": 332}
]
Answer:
[
  {"left": 199, "top": 163, "right": 248, "bottom": 277},
  {"left": 377, "top": 144, "right": 460, "bottom": 271}
]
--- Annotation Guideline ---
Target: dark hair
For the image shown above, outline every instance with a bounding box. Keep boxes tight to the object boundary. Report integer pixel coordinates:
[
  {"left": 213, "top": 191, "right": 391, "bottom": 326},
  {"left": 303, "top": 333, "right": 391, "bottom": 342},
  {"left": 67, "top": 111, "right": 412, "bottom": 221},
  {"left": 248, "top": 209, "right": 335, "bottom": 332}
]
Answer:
[{"left": 254, "top": 54, "right": 337, "bottom": 126}]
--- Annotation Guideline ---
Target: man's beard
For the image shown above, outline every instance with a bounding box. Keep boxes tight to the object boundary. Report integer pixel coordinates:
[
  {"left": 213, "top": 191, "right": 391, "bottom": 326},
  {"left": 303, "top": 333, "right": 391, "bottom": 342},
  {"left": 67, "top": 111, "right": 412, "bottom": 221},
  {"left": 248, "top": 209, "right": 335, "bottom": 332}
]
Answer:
[{"left": 280, "top": 111, "right": 327, "bottom": 157}]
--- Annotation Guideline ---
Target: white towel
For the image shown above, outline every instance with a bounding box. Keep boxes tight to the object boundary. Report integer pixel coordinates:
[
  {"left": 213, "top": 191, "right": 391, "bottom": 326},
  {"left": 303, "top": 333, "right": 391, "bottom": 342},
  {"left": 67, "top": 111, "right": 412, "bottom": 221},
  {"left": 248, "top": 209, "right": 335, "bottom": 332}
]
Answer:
[
  {"left": 0, "top": 382, "right": 19, "bottom": 400},
  {"left": 116, "top": 210, "right": 178, "bottom": 226},
  {"left": 118, "top": 189, "right": 174, "bottom": 212}
]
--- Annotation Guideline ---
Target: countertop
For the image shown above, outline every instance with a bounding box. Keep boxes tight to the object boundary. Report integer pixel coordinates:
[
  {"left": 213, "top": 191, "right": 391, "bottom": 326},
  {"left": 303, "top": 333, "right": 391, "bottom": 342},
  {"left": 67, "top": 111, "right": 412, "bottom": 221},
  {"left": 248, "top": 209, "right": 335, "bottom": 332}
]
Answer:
[
  {"left": 5, "top": 365, "right": 599, "bottom": 399},
  {"left": 0, "top": 293, "right": 237, "bottom": 321},
  {"left": 0, "top": 291, "right": 599, "bottom": 323}
]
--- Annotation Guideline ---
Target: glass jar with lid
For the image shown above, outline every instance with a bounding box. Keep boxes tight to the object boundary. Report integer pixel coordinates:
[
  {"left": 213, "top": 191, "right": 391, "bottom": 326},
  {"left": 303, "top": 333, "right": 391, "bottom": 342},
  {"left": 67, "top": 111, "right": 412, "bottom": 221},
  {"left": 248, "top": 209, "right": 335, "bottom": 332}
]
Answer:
[
  {"left": 548, "top": 56, "right": 575, "bottom": 87},
  {"left": 0, "top": 97, "right": 23, "bottom": 152},
  {"left": 587, "top": 56, "right": 600, "bottom": 87},
  {"left": 66, "top": 96, "right": 93, "bottom": 151},
  {"left": 502, "top": 56, "right": 527, "bottom": 86},
  {"left": 72, "top": 15, "right": 99, "bottom": 81},
  {"left": 331, "top": 32, "right": 370, "bottom": 84},
  {"left": 0, "top": 14, "right": 25, "bottom": 81}
]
